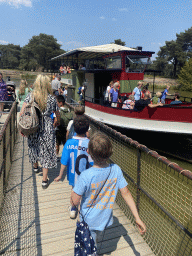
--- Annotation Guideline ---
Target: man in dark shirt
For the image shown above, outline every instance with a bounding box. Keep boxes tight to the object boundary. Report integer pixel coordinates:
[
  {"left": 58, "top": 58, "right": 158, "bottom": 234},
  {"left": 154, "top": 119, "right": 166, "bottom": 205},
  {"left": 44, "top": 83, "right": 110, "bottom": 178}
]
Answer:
[{"left": 134, "top": 92, "right": 163, "bottom": 111}]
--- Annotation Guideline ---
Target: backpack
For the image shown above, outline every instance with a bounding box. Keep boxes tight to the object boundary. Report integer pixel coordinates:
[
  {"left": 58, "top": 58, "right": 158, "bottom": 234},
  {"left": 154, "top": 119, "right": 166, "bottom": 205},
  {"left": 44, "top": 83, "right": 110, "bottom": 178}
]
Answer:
[
  {"left": 18, "top": 96, "right": 41, "bottom": 137},
  {"left": 77, "top": 87, "right": 82, "bottom": 94},
  {"left": 59, "top": 108, "right": 73, "bottom": 130}
]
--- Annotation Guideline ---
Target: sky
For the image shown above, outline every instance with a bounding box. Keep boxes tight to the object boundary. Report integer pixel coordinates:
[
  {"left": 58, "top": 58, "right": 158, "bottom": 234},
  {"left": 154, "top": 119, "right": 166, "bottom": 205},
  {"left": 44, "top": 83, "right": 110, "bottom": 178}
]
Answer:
[{"left": 0, "top": 0, "right": 192, "bottom": 60}]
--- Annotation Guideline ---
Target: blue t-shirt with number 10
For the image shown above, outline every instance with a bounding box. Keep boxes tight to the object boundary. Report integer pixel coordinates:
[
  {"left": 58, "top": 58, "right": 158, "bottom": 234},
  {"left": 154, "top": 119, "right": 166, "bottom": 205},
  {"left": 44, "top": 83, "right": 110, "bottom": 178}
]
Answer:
[{"left": 61, "top": 136, "right": 93, "bottom": 187}]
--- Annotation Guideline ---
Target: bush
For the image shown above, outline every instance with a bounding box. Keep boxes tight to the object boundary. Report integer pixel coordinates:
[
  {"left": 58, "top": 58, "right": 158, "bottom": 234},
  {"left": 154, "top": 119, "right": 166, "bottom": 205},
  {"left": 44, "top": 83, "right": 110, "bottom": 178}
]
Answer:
[{"left": 178, "top": 59, "right": 192, "bottom": 91}]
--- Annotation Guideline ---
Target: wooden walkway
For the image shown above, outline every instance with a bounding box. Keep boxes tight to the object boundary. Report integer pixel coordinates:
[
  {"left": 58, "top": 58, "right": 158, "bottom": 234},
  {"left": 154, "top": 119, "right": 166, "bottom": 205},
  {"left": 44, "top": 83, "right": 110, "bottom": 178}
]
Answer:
[{"left": 0, "top": 135, "right": 155, "bottom": 256}]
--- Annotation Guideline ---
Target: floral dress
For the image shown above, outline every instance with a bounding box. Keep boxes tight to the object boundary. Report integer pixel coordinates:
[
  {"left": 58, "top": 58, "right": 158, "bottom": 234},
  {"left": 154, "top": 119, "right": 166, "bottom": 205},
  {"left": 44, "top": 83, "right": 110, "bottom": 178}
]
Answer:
[
  {"left": 0, "top": 79, "right": 8, "bottom": 101},
  {"left": 24, "top": 93, "right": 58, "bottom": 168}
]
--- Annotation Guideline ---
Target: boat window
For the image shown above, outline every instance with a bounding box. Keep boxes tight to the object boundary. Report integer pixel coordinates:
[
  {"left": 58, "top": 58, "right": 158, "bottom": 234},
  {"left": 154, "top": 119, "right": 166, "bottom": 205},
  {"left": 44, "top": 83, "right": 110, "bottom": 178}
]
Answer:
[
  {"left": 105, "top": 57, "right": 122, "bottom": 69},
  {"left": 125, "top": 56, "right": 151, "bottom": 73},
  {"left": 85, "top": 59, "right": 105, "bottom": 70}
]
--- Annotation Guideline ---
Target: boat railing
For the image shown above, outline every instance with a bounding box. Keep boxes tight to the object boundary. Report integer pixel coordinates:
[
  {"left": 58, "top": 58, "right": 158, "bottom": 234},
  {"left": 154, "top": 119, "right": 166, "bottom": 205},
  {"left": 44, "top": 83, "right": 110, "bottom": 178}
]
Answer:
[
  {"left": 0, "top": 101, "right": 17, "bottom": 209},
  {"left": 68, "top": 98, "right": 80, "bottom": 107},
  {"left": 66, "top": 101, "right": 192, "bottom": 256},
  {"left": 85, "top": 95, "right": 192, "bottom": 109}
]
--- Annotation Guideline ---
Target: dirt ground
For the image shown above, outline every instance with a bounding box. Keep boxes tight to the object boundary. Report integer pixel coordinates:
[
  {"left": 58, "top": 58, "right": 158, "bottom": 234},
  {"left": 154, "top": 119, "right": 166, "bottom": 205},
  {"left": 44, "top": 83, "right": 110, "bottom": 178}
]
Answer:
[{"left": 143, "top": 76, "right": 179, "bottom": 87}]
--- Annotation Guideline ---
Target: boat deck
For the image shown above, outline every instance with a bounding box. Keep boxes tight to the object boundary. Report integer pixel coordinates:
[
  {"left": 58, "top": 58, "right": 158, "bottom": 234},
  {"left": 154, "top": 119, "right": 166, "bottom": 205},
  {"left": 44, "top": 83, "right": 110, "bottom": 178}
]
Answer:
[{"left": 0, "top": 135, "right": 155, "bottom": 256}]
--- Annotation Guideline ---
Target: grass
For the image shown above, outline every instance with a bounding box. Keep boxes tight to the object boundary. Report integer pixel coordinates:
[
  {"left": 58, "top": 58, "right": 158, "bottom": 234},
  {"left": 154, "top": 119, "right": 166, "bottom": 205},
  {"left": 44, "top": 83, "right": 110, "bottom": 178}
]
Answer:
[
  {"left": 21, "top": 73, "right": 37, "bottom": 80},
  {"left": 148, "top": 83, "right": 179, "bottom": 90}
]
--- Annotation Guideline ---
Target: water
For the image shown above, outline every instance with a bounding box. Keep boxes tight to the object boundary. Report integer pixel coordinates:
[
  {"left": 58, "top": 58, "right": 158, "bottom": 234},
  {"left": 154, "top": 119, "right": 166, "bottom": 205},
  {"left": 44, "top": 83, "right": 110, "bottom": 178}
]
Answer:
[
  {"left": 2, "top": 72, "right": 40, "bottom": 88},
  {"left": 110, "top": 125, "right": 192, "bottom": 172}
]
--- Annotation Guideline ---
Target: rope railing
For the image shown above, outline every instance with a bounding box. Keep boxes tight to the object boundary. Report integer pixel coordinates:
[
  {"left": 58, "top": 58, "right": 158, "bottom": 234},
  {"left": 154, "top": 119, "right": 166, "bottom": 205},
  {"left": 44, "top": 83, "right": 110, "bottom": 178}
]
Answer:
[
  {"left": 0, "top": 101, "right": 17, "bottom": 209},
  {"left": 66, "top": 101, "right": 192, "bottom": 256}
]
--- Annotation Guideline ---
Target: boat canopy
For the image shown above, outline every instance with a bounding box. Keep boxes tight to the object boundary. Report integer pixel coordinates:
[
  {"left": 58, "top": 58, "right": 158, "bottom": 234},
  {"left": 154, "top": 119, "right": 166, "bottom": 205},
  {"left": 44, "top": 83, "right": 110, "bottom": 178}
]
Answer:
[{"left": 51, "top": 43, "right": 139, "bottom": 61}]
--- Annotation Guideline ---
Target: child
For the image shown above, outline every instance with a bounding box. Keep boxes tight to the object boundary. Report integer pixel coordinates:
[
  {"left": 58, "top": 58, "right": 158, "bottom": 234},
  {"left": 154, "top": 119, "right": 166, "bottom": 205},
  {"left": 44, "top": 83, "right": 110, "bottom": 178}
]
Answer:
[
  {"left": 66, "top": 105, "right": 90, "bottom": 140},
  {"left": 122, "top": 94, "right": 135, "bottom": 109},
  {"left": 71, "top": 132, "right": 146, "bottom": 248},
  {"left": 152, "top": 92, "right": 161, "bottom": 104},
  {"left": 55, "top": 95, "right": 73, "bottom": 155},
  {"left": 161, "top": 85, "right": 171, "bottom": 104},
  {"left": 54, "top": 115, "right": 93, "bottom": 218}
]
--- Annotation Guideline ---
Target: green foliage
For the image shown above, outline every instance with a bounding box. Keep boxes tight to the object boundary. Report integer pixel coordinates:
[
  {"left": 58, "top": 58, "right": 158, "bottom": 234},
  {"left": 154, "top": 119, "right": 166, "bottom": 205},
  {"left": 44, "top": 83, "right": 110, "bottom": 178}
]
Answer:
[
  {"left": 0, "top": 33, "right": 65, "bottom": 71},
  {"left": 154, "top": 27, "right": 192, "bottom": 78},
  {"left": 19, "top": 33, "right": 65, "bottom": 71},
  {"left": 0, "top": 44, "right": 21, "bottom": 69},
  {"left": 178, "top": 58, "right": 192, "bottom": 91},
  {"left": 113, "top": 39, "right": 126, "bottom": 46}
]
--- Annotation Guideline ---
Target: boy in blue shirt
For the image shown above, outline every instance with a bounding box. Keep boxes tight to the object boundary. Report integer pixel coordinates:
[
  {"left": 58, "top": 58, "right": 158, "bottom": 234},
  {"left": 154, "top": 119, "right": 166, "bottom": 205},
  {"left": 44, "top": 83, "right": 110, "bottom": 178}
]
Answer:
[
  {"left": 71, "top": 132, "right": 146, "bottom": 249},
  {"left": 161, "top": 85, "right": 171, "bottom": 104},
  {"left": 54, "top": 115, "right": 93, "bottom": 218}
]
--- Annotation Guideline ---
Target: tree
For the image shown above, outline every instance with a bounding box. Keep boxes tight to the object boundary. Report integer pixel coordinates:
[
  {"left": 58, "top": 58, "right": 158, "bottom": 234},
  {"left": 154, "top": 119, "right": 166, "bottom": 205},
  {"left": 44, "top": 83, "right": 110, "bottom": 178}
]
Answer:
[
  {"left": 154, "top": 27, "right": 192, "bottom": 78},
  {"left": 19, "top": 33, "right": 65, "bottom": 71},
  {"left": 113, "top": 39, "right": 126, "bottom": 46},
  {"left": 0, "top": 44, "right": 21, "bottom": 69},
  {"left": 178, "top": 58, "right": 192, "bottom": 91}
]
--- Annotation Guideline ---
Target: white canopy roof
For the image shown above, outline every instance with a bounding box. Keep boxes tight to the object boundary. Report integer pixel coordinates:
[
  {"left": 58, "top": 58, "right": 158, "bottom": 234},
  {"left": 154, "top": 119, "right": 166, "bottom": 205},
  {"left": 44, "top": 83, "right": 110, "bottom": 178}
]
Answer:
[
  {"left": 69, "top": 43, "right": 136, "bottom": 53},
  {"left": 51, "top": 43, "right": 138, "bottom": 61}
]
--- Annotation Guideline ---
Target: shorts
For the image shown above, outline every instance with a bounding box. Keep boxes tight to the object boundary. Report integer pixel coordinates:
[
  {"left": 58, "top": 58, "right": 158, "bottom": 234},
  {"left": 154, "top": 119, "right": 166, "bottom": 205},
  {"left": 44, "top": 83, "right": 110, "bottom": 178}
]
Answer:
[
  {"left": 56, "top": 129, "right": 66, "bottom": 145},
  {"left": 111, "top": 102, "right": 117, "bottom": 108},
  {"left": 161, "top": 98, "right": 165, "bottom": 104}
]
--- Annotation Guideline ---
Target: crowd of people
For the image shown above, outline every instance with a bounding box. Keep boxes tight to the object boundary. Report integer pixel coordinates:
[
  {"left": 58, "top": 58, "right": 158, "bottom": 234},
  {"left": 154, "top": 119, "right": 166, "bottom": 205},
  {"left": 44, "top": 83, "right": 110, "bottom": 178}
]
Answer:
[
  {"left": 59, "top": 64, "right": 71, "bottom": 74},
  {"left": 59, "top": 63, "right": 86, "bottom": 75},
  {"left": 17, "top": 74, "right": 147, "bottom": 253},
  {"left": 104, "top": 80, "right": 182, "bottom": 111},
  {"left": 0, "top": 71, "right": 185, "bottom": 253}
]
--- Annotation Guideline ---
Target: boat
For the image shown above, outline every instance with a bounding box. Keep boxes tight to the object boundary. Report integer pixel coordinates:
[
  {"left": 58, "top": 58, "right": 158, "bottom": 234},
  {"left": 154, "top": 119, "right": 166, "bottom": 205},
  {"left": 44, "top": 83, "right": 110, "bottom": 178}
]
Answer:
[{"left": 50, "top": 43, "right": 192, "bottom": 135}]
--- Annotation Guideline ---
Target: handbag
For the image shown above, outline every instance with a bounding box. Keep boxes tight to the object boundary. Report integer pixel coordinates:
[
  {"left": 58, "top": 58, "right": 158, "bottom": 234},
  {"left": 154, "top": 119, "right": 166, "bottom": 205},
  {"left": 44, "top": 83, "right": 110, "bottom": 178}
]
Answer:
[{"left": 74, "top": 167, "right": 112, "bottom": 256}]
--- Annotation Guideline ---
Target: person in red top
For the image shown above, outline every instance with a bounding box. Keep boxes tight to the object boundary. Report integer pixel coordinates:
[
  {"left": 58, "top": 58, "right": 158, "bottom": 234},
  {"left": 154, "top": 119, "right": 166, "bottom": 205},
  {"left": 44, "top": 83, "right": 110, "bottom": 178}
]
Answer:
[
  {"left": 59, "top": 65, "right": 64, "bottom": 74},
  {"left": 141, "top": 84, "right": 151, "bottom": 99}
]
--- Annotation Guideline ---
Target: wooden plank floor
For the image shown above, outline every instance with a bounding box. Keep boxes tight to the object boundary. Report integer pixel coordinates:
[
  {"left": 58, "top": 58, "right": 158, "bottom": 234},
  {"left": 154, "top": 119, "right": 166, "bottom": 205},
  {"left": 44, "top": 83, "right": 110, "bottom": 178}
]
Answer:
[{"left": 0, "top": 135, "right": 155, "bottom": 256}]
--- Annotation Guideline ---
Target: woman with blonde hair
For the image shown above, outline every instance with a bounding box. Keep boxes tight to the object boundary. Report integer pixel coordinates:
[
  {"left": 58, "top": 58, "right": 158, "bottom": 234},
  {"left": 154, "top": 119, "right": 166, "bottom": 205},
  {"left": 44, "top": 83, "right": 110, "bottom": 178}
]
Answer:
[
  {"left": 132, "top": 81, "right": 143, "bottom": 101},
  {"left": 20, "top": 74, "right": 60, "bottom": 189}
]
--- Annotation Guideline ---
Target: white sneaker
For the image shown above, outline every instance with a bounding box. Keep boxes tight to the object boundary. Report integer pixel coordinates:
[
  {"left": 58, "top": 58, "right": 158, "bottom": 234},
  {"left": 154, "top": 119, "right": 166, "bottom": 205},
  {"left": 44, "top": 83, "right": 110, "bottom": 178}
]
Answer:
[{"left": 68, "top": 206, "right": 77, "bottom": 219}]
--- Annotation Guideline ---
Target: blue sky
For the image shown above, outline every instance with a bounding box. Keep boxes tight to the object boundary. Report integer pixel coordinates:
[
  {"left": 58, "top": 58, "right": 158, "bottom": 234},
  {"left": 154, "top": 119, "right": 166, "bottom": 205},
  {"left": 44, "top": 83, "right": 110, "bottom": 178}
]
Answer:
[{"left": 0, "top": 0, "right": 192, "bottom": 59}]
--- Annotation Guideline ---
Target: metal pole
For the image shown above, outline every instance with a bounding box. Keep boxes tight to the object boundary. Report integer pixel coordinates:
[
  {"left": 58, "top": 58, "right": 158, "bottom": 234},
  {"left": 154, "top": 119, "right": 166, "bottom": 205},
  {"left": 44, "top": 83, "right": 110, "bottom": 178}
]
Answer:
[{"left": 153, "top": 72, "right": 155, "bottom": 96}]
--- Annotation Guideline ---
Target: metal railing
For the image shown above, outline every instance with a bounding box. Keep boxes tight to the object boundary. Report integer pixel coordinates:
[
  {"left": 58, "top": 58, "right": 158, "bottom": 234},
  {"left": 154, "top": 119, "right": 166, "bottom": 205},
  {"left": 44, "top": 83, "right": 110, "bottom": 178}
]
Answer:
[
  {"left": 66, "top": 102, "right": 192, "bottom": 255},
  {"left": 88, "top": 117, "right": 192, "bottom": 256},
  {"left": 0, "top": 101, "right": 17, "bottom": 209}
]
